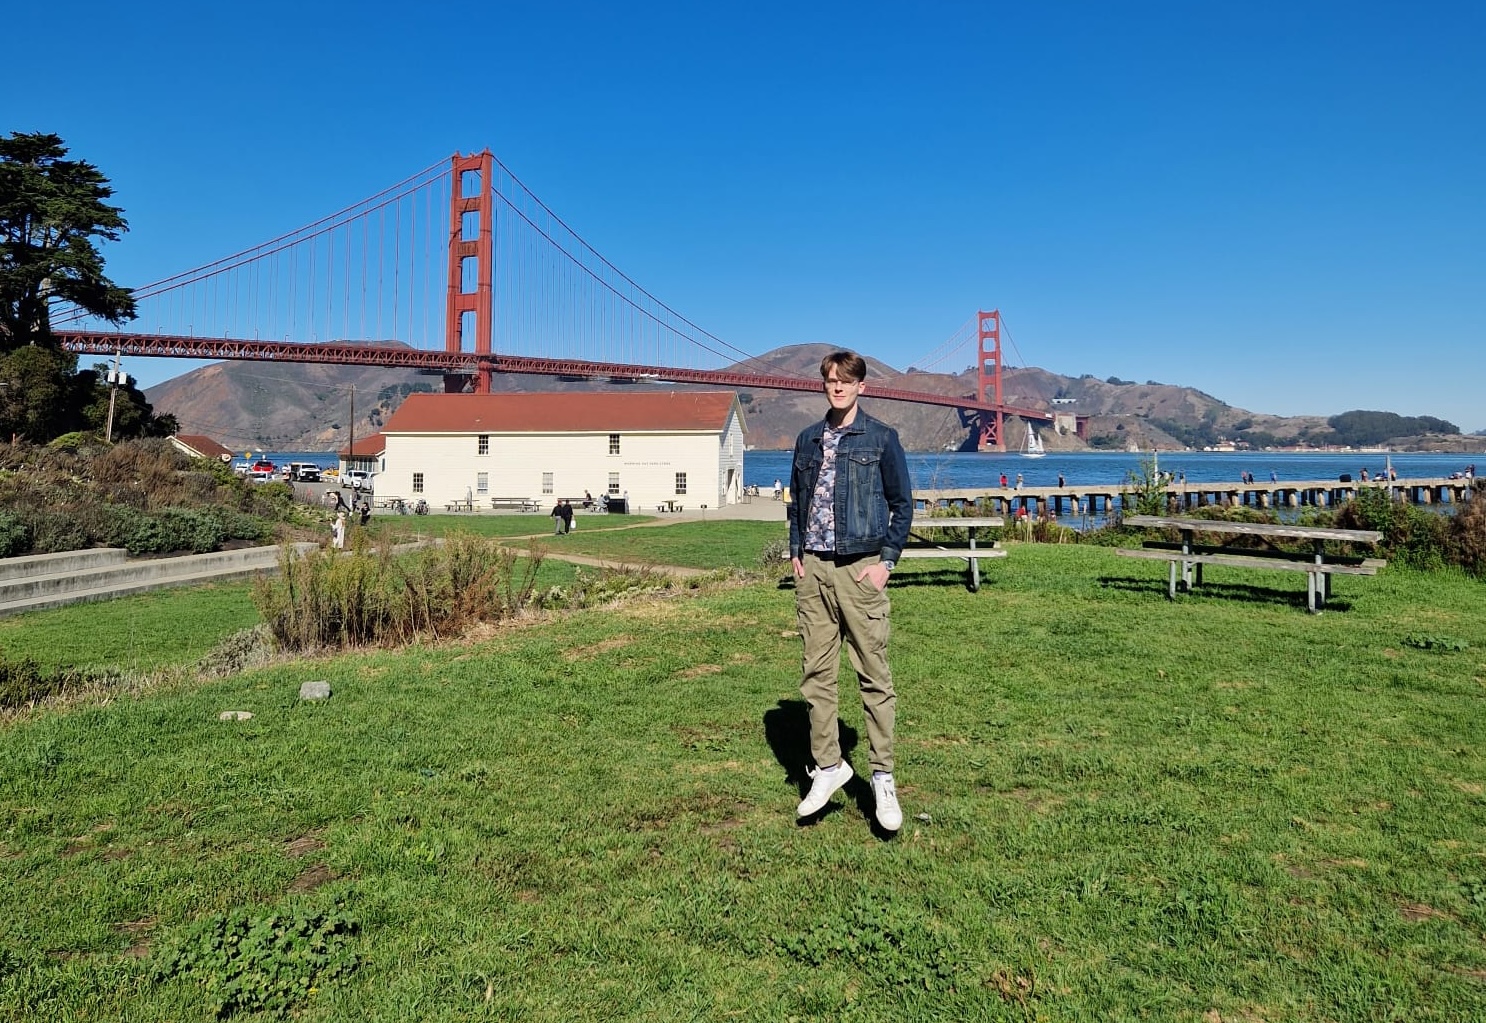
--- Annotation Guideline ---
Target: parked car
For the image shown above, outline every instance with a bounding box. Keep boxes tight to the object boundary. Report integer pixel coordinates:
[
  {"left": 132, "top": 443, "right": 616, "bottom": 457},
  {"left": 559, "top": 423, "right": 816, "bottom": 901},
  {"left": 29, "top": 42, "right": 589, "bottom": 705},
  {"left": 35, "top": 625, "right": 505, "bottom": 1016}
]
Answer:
[
  {"left": 232, "top": 460, "right": 252, "bottom": 475},
  {"left": 342, "top": 469, "right": 374, "bottom": 491},
  {"left": 251, "top": 460, "right": 275, "bottom": 474},
  {"left": 287, "top": 462, "right": 322, "bottom": 482}
]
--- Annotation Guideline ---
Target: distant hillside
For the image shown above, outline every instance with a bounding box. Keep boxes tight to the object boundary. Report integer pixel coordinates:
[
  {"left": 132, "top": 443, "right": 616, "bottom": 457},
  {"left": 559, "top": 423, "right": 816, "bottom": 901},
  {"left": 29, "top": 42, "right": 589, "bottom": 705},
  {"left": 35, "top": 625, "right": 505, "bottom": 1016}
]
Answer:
[{"left": 145, "top": 348, "right": 1476, "bottom": 453}]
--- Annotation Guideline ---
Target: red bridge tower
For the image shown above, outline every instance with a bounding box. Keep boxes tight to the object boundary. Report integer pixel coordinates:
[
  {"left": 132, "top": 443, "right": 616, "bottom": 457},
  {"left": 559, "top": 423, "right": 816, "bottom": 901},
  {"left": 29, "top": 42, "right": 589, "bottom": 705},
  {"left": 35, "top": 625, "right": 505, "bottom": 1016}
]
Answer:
[
  {"left": 975, "top": 309, "right": 1004, "bottom": 450},
  {"left": 445, "top": 150, "right": 495, "bottom": 393}
]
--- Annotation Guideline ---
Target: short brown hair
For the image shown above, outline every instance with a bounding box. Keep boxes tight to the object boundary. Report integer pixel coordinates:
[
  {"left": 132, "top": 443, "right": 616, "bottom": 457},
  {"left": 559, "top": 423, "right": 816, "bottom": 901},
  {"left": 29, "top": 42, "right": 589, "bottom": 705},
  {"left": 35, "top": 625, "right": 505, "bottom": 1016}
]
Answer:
[{"left": 819, "top": 350, "right": 867, "bottom": 382}]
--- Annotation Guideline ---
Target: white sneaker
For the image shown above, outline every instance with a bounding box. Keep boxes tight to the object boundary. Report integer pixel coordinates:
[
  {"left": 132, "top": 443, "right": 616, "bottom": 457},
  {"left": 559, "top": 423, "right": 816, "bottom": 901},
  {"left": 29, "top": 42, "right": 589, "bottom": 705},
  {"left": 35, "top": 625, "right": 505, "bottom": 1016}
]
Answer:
[
  {"left": 871, "top": 773, "right": 902, "bottom": 831},
  {"left": 796, "top": 762, "right": 854, "bottom": 816}
]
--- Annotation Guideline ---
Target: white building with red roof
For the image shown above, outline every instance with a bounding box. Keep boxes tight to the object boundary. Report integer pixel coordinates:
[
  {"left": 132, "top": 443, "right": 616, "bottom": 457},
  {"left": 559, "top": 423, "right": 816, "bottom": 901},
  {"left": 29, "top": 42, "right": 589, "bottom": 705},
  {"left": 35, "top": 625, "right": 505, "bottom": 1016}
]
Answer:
[
  {"left": 378, "top": 391, "right": 747, "bottom": 510},
  {"left": 337, "top": 433, "right": 387, "bottom": 478},
  {"left": 168, "top": 434, "right": 235, "bottom": 462}
]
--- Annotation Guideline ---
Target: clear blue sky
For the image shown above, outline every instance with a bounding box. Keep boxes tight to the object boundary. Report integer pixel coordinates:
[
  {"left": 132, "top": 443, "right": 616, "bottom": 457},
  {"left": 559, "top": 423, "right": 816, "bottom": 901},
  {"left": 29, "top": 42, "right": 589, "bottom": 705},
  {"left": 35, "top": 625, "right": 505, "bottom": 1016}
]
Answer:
[{"left": 7, "top": 0, "right": 1484, "bottom": 431}]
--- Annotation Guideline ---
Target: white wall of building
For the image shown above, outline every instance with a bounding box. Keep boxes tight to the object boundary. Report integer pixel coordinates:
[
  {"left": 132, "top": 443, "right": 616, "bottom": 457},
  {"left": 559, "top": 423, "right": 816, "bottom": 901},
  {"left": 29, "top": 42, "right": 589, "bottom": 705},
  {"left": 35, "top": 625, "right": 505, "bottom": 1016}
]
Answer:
[{"left": 382, "top": 420, "right": 744, "bottom": 509}]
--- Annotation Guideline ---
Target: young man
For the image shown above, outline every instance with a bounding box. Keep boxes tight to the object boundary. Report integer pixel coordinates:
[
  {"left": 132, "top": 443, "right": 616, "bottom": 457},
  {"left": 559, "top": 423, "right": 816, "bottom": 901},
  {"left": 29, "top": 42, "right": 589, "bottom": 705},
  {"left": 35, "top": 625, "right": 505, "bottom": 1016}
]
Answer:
[{"left": 787, "top": 351, "right": 913, "bottom": 831}]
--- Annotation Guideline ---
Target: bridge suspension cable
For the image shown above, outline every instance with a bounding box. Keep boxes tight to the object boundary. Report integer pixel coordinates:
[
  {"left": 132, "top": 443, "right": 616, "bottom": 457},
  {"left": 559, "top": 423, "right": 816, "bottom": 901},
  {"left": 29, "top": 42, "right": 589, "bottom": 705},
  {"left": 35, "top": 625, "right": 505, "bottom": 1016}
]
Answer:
[
  {"left": 905, "top": 313, "right": 978, "bottom": 374},
  {"left": 52, "top": 149, "right": 1054, "bottom": 436}
]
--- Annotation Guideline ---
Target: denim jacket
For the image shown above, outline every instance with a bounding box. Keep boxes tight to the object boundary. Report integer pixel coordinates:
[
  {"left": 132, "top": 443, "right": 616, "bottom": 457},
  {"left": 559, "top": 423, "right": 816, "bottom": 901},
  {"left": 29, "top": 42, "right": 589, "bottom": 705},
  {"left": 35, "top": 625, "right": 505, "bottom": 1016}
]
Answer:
[{"left": 788, "top": 410, "right": 913, "bottom": 563}]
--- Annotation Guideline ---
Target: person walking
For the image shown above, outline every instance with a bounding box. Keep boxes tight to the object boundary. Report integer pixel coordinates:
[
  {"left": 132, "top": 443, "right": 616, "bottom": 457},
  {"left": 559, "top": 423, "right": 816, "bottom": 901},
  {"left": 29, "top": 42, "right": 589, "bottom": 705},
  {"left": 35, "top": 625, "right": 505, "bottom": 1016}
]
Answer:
[
  {"left": 550, "top": 500, "right": 567, "bottom": 535},
  {"left": 559, "top": 499, "right": 574, "bottom": 534},
  {"left": 787, "top": 350, "right": 913, "bottom": 832}
]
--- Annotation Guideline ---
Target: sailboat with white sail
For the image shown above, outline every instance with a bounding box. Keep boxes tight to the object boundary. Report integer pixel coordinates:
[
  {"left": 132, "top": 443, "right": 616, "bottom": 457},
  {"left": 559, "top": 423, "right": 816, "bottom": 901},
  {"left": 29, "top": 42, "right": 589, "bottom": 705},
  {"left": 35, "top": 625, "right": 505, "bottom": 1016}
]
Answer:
[{"left": 1022, "top": 427, "right": 1046, "bottom": 458}]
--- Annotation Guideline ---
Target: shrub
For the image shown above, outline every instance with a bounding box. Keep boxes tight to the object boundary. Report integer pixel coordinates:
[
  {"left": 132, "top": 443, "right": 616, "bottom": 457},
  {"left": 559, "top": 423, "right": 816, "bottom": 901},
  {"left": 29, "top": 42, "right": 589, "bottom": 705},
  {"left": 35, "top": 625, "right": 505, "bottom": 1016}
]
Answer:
[
  {"left": 1122, "top": 454, "right": 1167, "bottom": 516},
  {"left": 1335, "top": 489, "right": 1450, "bottom": 571},
  {"left": 0, "top": 440, "right": 292, "bottom": 556},
  {"left": 24, "top": 508, "right": 90, "bottom": 554},
  {"left": 254, "top": 532, "right": 543, "bottom": 652},
  {"left": 155, "top": 508, "right": 228, "bottom": 553},
  {"left": 759, "top": 537, "right": 791, "bottom": 577},
  {"left": 101, "top": 505, "right": 165, "bottom": 554},
  {"left": 46, "top": 431, "right": 105, "bottom": 453},
  {"left": 0, "top": 510, "right": 28, "bottom": 557},
  {"left": 1448, "top": 493, "right": 1486, "bottom": 577},
  {"left": 0, "top": 655, "right": 113, "bottom": 709},
  {"left": 537, "top": 565, "right": 678, "bottom": 610}
]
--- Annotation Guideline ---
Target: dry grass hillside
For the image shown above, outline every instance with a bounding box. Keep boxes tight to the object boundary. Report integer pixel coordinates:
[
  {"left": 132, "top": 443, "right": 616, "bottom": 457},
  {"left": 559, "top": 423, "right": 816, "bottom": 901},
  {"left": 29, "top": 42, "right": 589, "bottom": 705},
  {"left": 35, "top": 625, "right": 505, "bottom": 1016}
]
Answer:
[{"left": 146, "top": 345, "right": 1455, "bottom": 453}]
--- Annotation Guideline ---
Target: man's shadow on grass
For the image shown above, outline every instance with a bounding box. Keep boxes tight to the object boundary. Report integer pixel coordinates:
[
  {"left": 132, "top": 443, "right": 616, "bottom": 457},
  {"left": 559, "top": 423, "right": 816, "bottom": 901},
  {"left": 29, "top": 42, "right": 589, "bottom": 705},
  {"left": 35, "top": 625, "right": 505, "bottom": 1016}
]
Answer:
[{"left": 764, "top": 699, "right": 882, "bottom": 830}]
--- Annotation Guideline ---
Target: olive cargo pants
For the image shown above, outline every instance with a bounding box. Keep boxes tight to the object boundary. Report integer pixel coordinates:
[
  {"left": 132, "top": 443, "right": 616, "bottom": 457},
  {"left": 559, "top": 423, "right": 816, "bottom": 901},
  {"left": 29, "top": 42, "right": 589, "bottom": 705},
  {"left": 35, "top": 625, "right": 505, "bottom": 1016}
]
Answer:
[{"left": 797, "top": 552, "right": 895, "bottom": 774}]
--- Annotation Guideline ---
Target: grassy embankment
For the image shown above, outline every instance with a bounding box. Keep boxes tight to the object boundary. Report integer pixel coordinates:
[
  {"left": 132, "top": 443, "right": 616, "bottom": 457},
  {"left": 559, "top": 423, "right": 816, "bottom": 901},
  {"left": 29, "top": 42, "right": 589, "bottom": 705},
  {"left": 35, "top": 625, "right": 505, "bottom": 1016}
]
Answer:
[{"left": 2, "top": 528, "right": 1485, "bottom": 1021}]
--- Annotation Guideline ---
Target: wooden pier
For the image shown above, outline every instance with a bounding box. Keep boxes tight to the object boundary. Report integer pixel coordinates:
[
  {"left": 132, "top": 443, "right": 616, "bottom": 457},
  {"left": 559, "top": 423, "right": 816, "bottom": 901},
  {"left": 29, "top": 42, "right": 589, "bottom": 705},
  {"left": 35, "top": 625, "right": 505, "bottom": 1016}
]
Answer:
[{"left": 917, "top": 477, "right": 1479, "bottom": 519}]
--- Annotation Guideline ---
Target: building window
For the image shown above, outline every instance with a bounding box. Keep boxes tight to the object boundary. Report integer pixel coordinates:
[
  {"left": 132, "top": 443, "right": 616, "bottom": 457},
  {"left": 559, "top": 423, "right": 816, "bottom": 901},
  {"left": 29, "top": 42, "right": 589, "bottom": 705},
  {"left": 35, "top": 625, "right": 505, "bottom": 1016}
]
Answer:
[
  {"left": 542, "top": 472, "right": 554, "bottom": 494},
  {"left": 609, "top": 433, "right": 620, "bottom": 455},
  {"left": 412, "top": 472, "right": 424, "bottom": 494},
  {"left": 675, "top": 472, "right": 687, "bottom": 495},
  {"left": 476, "top": 472, "right": 489, "bottom": 495},
  {"left": 477, "top": 434, "right": 489, "bottom": 455},
  {"left": 608, "top": 473, "right": 620, "bottom": 495}
]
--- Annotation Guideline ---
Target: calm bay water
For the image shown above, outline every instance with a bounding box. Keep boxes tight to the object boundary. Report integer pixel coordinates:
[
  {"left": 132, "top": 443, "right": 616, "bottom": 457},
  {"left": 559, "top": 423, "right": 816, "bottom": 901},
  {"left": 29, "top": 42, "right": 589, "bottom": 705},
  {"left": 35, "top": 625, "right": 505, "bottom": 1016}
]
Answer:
[
  {"left": 253, "top": 446, "right": 1481, "bottom": 492},
  {"left": 740, "top": 449, "right": 1481, "bottom": 490}
]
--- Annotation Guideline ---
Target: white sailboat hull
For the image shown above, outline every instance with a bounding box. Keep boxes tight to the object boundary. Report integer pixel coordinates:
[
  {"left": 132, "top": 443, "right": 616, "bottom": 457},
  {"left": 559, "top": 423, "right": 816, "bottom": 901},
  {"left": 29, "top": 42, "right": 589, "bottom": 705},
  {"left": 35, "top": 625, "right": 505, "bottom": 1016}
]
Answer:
[{"left": 1022, "top": 428, "right": 1046, "bottom": 458}]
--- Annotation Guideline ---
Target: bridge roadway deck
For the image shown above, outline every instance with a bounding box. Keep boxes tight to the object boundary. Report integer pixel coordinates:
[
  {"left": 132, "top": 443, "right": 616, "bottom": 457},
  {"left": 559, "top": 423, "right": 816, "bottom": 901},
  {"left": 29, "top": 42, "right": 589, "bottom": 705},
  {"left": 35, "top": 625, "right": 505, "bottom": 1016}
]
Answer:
[{"left": 918, "top": 477, "right": 1478, "bottom": 517}]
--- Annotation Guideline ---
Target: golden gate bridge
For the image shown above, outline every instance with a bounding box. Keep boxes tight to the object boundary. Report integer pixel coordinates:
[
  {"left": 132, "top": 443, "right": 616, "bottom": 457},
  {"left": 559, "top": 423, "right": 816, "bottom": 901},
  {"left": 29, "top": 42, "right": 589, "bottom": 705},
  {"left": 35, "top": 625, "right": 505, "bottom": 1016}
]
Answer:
[{"left": 52, "top": 151, "right": 1052, "bottom": 449}]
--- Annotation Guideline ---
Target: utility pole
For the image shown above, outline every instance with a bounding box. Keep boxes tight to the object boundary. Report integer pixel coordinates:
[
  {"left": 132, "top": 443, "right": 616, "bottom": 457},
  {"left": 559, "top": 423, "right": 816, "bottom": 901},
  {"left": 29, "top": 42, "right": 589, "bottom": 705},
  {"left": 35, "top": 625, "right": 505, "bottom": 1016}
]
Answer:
[
  {"left": 347, "top": 385, "right": 355, "bottom": 476},
  {"left": 104, "top": 350, "right": 124, "bottom": 443}
]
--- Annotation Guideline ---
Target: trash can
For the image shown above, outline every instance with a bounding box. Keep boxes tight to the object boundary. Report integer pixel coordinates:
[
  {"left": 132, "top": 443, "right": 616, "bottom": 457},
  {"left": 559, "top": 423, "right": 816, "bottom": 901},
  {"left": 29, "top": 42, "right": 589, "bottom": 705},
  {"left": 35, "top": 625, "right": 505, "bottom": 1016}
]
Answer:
[{"left": 607, "top": 497, "right": 628, "bottom": 514}]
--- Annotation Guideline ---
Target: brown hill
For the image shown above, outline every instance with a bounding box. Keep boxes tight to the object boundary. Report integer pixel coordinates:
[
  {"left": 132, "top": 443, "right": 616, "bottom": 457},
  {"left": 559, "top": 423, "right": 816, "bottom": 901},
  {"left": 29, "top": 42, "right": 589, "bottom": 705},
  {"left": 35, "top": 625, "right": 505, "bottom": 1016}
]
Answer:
[{"left": 143, "top": 346, "right": 1338, "bottom": 453}]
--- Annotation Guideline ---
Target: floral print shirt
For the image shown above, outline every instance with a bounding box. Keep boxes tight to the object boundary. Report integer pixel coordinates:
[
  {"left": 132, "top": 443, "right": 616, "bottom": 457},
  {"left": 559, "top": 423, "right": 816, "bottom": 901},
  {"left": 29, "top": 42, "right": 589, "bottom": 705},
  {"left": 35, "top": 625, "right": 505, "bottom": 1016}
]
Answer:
[{"left": 803, "top": 423, "right": 846, "bottom": 552}]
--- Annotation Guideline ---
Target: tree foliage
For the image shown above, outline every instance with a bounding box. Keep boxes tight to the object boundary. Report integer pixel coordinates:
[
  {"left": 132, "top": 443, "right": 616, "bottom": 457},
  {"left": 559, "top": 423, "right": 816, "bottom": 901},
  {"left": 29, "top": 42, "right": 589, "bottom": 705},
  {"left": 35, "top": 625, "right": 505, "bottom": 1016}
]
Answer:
[
  {"left": 1326, "top": 410, "right": 1459, "bottom": 446},
  {"left": 0, "top": 133, "right": 172, "bottom": 443},
  {"left": 0, "top": 132, "right": 137, "bottom": 348}
]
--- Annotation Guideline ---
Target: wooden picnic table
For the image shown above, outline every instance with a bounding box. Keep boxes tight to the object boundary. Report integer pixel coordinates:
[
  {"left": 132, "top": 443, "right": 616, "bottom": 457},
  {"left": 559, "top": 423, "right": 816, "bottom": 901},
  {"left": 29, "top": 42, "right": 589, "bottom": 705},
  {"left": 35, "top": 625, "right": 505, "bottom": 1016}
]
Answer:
[
  {"left": 1119, "top": 515, "right": 1384, "bottom": 612},
  {"left": 489, "top": 497, "right": 538, "bottom": 512},
  {"left": 900, "top": 515, "right": 1006, "bottom": 592}
]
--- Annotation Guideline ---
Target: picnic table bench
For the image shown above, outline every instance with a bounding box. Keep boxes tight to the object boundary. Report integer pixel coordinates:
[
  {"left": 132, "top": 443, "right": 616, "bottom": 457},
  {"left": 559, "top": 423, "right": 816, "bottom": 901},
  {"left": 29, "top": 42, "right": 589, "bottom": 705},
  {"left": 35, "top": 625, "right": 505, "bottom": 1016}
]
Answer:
[
  {"left": 489, "top": 497, "right": 538, "bottom": 512},
  {"left": 899, "top": 516, "right": 1006, "bottom": 591},
  {"left": 1117, "top": 515, "right": 1385, "bottom": 612},
  {"left": 444, "top": 498, "right": 474, "bottom": 512}
]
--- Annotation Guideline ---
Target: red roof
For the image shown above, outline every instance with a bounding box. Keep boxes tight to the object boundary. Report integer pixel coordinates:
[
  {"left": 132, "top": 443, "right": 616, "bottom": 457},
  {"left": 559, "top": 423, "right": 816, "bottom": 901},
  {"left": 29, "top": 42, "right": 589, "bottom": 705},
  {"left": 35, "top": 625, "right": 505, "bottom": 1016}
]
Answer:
[
  {"left": 382, "top": 391, "right": 743, "bottom": 435},
  {"left": 338, "top": 433, "right": 386, "bottom": 458},
  {"left": 172, "top": 434, "right": 234, "bottom": 459}
]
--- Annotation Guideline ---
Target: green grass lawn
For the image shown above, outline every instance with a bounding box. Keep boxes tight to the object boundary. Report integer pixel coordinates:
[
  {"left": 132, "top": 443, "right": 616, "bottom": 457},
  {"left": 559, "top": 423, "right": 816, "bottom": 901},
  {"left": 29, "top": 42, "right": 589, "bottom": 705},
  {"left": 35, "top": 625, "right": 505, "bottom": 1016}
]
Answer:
[
  {"left": 373, "top": 511, "right": 654, "bottom": 541},
  {"left": 0, "top": 560, "right": 587, "bottom": 675},
  {"left": 0, "top": 584, "right": 262, "bottom": 673},
  {"left": 522, "top": 519, "right": 786, "bottom": 571},
  {"left": 2, "top": 539, "right": 1485, "bottom": 1021}
]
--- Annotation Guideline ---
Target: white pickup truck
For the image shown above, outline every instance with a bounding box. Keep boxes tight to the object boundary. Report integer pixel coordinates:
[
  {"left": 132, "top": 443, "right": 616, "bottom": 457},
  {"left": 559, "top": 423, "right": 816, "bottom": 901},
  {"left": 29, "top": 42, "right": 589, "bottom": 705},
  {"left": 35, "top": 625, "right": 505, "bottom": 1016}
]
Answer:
[{"left": 341, "top": 469, "right": 374, "bottom": 491}]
